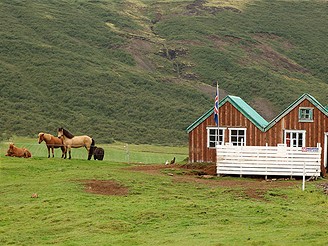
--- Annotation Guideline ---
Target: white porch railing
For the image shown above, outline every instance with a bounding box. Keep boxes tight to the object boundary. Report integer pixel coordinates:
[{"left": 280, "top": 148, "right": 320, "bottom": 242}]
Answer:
[{"left": 216, "top": 144, "right": 321, "bottom": 177}]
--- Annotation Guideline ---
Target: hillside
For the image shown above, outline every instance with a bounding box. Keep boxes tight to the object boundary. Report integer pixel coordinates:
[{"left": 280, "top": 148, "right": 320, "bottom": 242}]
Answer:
[{"left": 1, "top": 0, "right": 328, "bottom": 145}]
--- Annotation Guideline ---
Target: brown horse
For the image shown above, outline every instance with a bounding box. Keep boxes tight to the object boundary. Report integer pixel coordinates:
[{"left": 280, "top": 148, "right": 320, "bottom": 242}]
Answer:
[
  {"left": 38, "top": 132, "right": 65, "bottom": 158},
  {"left": 57, "top": 128, "right": 95, "bottom": 160},
  {"left": 5, "top": 143, "right": 32, "bottom": 158}
]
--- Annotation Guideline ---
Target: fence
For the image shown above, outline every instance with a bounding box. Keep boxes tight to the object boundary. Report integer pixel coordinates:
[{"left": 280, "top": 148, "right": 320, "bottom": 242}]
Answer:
[{"left": 216, "top": 144, "right": 321, "bottom": 177}]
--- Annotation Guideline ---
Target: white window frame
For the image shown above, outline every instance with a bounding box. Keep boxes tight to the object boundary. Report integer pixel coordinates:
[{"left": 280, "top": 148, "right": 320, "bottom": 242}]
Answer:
[
  {"left": 299, "top": 107, "right": 314, "bottom": 122},
  {"left": 229, "top": 128, "right": 247, "bottom": 146},
  {"left": 284, "top": 130, "right": 306, "bottom": 147},
  {"left": 207, "top": 127, "right": 226, "bottom": 148}
]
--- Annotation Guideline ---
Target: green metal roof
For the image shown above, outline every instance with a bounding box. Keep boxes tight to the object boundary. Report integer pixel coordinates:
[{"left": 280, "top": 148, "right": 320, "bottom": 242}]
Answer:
[
  {"left": 265, "top": 93, "right": 328, "bottom": 130},
  {"left": 229, "top": 96, "right": 268, "bottom": 129},
  {"left": 186, "top": 93, "right": 328, "bottom": 134},
  {"left": 186, "top": 95, "right": 268, "bottom": 133}
]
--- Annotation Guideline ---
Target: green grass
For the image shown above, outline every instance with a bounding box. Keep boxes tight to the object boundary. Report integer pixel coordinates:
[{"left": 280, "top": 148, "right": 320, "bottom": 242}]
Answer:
[
  {"left": 1, "top": 138, "right": 188, "bottom": 164},
  {"left": 1, "top": 139, "right": 328, "bottom": 245}
]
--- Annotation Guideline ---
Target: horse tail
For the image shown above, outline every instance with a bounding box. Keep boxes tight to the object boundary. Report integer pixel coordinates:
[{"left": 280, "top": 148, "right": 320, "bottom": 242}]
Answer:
[{"left": 88, "top": 138, "right": 96, "bottom": 160}]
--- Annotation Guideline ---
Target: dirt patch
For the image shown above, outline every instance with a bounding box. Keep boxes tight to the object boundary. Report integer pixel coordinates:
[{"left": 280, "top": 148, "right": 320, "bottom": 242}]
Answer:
[
  {"left": 75, "top": 165, "right": 327, "bottom": 200},
  {"left": 123, "top": 39, "right": 156, "bottom": 72},
  {"left": 254, "top": 33, "right": 295, "bottom": 50},
  {"left": 186, "top": 0, "right": 241, "bottom": 15},
  {"left": 81, "top": 180, "right": 129, "bottom": 196},
  {"left": 127, "top": 164, "right": 299, "bottom": 200},
  {"left": 251, "top": 44, "right": 308, "bottom": 73},
  {"left": 317, "top": 183, "right": 328, "bottom": 195},
  {"left": 209, "top": 33, "right": 307, "bottom": 74},
  {"left": 239, "top": 35, "right": 308, "bottom": 74}
]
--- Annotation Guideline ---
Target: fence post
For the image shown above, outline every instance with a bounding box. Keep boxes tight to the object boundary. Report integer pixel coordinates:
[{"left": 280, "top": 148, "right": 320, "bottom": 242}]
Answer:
[{"left": 302, "top": 162, "right": 305, "bottom": 191}]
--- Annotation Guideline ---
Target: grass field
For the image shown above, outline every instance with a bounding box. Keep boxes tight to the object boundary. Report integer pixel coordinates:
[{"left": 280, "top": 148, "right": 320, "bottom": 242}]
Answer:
[
  {"left": 0, "top": 137, "right": 188, "bottom": 164},
  {"left": 1, "top": 139, "right": 328, "bottom": 245}
]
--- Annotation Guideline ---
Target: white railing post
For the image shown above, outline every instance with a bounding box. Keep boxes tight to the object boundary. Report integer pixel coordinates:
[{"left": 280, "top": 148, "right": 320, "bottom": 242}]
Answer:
[{"left": 302, "top": 162, "right": 306, "bottom": 191}]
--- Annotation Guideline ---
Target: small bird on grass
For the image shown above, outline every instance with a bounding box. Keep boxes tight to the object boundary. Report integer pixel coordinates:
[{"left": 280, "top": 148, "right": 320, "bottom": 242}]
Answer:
[{"left": 170, "top": 157, "right": 176, "bottom": 164}]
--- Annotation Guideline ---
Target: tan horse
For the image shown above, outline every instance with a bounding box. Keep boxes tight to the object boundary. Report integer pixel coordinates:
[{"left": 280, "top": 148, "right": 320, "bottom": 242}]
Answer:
[
  {"left": 38, "top": 132, "right": 65, "bottom": 158},
  {"left": 57, "top": 128, "right": 95, "bottom": 160},
  {"left": 5, "top": 143, "right": 32, "bottom": 158}
]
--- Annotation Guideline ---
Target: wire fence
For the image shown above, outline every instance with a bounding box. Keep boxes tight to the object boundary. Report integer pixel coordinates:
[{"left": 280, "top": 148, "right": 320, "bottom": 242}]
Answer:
[{"left": 0, "top": 141, "right": 187, "bottom": 164}]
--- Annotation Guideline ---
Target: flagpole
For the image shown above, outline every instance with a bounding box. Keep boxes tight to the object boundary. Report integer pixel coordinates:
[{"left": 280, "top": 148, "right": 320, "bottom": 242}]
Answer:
[
  {"left": 217, "top": 82, "right": 220, "bottom": 146},
  {"left": 214, "top": 81, "right": 220, "bottom": 147}
]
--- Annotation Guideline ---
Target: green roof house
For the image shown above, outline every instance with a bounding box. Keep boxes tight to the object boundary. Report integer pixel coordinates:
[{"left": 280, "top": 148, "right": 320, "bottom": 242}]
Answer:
[{"left": 186, "top": 94, "right": 328, "bottom": 176}]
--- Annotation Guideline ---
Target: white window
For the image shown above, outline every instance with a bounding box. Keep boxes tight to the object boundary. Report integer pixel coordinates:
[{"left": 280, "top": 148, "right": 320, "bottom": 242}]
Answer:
[
  {"left": 299, "top": 107, "right": 313, "bottom": 122},
  {"left": 207, "top": 127, "right": 225, "bottom": 148},
  {"left": 229, "top": 128, "right": 246, "bottom": 146},
  {"left": 284, "top": 130, "right": 306, "bottom": 147}
]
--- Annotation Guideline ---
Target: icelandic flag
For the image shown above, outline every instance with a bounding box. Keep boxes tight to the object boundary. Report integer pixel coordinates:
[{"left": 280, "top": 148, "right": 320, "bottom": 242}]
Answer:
[{"left": 214, "top": 83, "right": 219, "bottom": 126}]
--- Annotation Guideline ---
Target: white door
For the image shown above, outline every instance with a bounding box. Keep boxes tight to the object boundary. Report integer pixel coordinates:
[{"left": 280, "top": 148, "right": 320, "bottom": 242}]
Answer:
[{"left": 324, "top": 133, "right": 328, "bottom": 169}]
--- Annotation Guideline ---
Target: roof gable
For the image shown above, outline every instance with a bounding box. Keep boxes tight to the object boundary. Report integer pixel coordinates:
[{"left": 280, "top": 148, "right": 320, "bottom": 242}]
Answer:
[
  {"left": 265, "top": 93, "right": 328, "bottom": 131},
  {"left": 186, "top": 95, "right": 268, "bottom": 133},
  {"left": 187, "top": 93, "right": 328, "bottom": 134}
]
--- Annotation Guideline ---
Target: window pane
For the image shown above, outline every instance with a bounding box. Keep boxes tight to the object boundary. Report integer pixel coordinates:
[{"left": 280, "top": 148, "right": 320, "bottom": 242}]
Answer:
[
  {"left": 285, "top": 131, "right": 305, "bottom": 147},
  {"left": 299, "top": 108, "right": 313, "bottom": 121},
  {"left": 229, "top": 129, "right": 246, "bottom": 146},
  {"left": 208, "top": 128, "right": 224, "bottom": 147}
]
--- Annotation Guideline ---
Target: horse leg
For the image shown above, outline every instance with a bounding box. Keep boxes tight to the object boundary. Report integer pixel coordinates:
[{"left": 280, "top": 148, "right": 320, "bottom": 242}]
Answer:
[
  {"left": 87, "top": 139, "right": 95, "bottom": 160},
  {"left": 68, "top": 147, "right": 72, "bottom": 159},
  {"left": 47, "top": 146, "right": 50, "bottom": 158},
  {"left": 63, "top": 147, "right": 68, "bottom": 159},
  {"left": 87, "top": 146, "right": 92, "bottom": 160},
  {"left": 61, "top": 146, "right": 65, "bottom": 158},
  {"left": 52, "top": 147, "right": 55, "bottom": 158}
]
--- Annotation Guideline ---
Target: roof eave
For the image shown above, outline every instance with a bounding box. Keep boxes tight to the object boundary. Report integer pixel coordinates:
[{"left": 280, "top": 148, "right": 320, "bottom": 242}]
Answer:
[
  {"left": 265, "top": 93, "right": 328, "bottom": 131},
  {"left": 186, "top": 95, "right": 268, "bottom": 133}
]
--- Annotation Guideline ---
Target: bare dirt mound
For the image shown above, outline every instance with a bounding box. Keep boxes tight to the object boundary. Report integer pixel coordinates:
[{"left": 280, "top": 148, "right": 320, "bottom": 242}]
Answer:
[{"left": 81, "top": 180, "right": 129, "bottom": 196}]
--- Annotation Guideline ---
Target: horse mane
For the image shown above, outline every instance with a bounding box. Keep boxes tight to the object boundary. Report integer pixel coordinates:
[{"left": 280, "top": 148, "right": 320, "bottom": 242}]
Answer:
[
  {"left": 43, "top": 133, "right": 53, "bottom": 141},
  {"left": 61, "top": 128, "right": 75, "bottom": 139},
  {"left": 39, "top": 132, "right": 54, "bottom": 141}
]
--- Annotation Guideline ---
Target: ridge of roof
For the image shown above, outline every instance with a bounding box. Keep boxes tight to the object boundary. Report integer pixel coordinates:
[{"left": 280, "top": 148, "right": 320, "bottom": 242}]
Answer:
[
  {"left": 265, "top": 93, "right": 328, "bottom": 130},
  {"left": 186, "top": 95, "right": 268, "bottom": 133},
  {"left": 186, "top": 93, "right": 328, "bottom": 134},
  {"left": 228, "top": 96, "right": 268, "bottom": 129}
]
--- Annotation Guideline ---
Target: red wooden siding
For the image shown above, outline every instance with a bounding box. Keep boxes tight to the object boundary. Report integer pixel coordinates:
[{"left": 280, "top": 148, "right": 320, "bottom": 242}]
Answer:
[
  {"left": 188, "top": 98, "right": 328, "bottom": 175},
  {"left": 265, "top": 99, "right": 328, "bottom": 175},
  {"left": 188, "top": 101, "right": 265, "bottom": 163}
]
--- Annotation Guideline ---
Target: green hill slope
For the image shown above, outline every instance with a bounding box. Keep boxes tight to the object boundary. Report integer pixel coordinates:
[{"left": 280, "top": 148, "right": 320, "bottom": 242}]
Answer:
[{"left": 1, "top": 0, "right": 328, "bottom": 145}]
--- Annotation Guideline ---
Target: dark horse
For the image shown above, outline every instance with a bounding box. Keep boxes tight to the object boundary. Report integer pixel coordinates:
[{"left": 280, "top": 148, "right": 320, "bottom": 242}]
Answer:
[
  {"left": 93, "top": 146, "right": 104, "bottom": 160},
  {"left": 57, "top": 128, "right": 95, "bottom": 160}
]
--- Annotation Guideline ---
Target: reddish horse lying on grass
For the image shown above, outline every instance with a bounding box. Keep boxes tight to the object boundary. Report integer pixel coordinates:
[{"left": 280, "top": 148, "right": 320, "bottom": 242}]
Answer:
[
  {"left": 38, "top": 132, "right": 65, "bottom": 158},
  {"left": 5, "top": 143, "right": 32, "bottom": 158}
]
